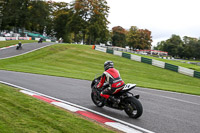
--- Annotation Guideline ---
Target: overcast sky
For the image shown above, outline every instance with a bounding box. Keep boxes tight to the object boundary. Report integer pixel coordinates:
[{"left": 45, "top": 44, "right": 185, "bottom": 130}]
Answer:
[{"left": 52, "top": 0, "right": 200, "bottom": 46}]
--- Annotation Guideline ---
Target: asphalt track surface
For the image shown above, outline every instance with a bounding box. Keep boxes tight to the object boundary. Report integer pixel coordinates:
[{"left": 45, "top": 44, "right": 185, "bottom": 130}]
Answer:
[
  {"left": 0, "top": 42, "right": 54, "bottom": 59},
  {"left": 0, "top": 43, "right": 200, "bottom": 133}
]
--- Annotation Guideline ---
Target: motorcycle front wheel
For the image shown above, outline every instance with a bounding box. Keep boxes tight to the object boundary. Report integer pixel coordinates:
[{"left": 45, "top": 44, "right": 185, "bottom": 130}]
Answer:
[
  {"left": 124, "top": 97, "right": 143, "bottom": 119},
  {"left": 91, "top": 92, "right": 105, "bottom": 107}
]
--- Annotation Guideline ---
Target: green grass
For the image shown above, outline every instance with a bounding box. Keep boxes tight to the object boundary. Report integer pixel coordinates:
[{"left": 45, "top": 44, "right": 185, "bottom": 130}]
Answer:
[
  {"left": 129, "top": 53, "right": 200, "bottom": 71},
  {"left": 0, "top": 40, "right": 37, "bottom": 48},
  {"left": 0, "top": 44, "right": 200, "bottom": 95},
  {"left": 0, "top": 83, "right": 114, "bottom": 133}
]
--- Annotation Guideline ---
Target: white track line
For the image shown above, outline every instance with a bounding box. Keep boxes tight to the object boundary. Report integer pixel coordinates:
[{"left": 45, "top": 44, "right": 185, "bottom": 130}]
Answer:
[
  {"left": 135, "top": 89, "right": 200, "bottom": 106},
  {"left": 137, "top": 87, "right": 200, "bottom": 98}
]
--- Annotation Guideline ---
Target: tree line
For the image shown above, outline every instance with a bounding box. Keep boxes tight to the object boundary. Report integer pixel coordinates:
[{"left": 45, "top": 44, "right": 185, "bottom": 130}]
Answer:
[
  {"left": 1, "top": 0, "right": 199, "bottom": 59},
  {"left": 0, "top": 0, "right": 152, "bottom": 49},
  {"left": 0, "top": 0, "right": 110, "bottom": 44},
  {"left": 154, "top": 35, "right": 200, "bottom": 59},
  {"left": 112, "top": 26, "right": 152, "bottom": 50}
]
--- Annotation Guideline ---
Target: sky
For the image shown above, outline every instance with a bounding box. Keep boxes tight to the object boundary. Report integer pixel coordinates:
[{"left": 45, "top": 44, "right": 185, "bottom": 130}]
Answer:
[{"left": 52, "top": 0, "right": 200, "bottom": 46}]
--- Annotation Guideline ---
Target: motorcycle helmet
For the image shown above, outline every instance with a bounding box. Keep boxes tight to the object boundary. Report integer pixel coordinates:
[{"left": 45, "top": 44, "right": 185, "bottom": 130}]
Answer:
[{"left": 104, "top": 61, "right": 114, "bottom": 71}]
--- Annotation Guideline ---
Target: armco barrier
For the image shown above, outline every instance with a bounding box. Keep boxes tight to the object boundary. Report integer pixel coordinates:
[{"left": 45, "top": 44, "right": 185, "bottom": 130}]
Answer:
[
  {"left": 165, "top": 63, "right": 178, "bottom": 72},
  {"left": 152, "top": 59, "right": 165, "bottom": 68},
  {"left": 0, "top": 37, "right": 6, "bottom": 41},
  {"left": 95, "top": 46, "right": 107, "bottom": 53},
  {"left": 141, "top": 57, "right": 152, "bottom": 65},
  {"left": 18, "top": 37, "right": 32, "bottom": 40},
  {"left": 122, "top": 53, "right": 131, "bottom": 59},
  {"left": 131, "top": 54, "right": 141, "bottom": 62},
  {"left": 113, "top": 50, "right": 122, "bottom": 56},
  {"left": 178, "top": 66, "right": 194, "bottom": 77},
  {"left": 35, "top": 38, "right": 40, "bottom": 41},
  {"left": 46, "top": 39, "right": 51, "bottom": 42},
  {"left": 94, "top": 46, "right": 200, "bottom": 79},
  {"left": 194, "top": 71, "right": 200, "bottom": 78},
  {"left": 106, "top": 49, "right": 113, "bottom": 54},
  {"left": 5, "top": 37, "right": 17, "bottom": 40}
]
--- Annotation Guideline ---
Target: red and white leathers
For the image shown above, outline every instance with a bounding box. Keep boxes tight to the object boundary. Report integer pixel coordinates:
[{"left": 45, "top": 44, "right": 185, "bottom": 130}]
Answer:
[{"left": 97, "top": 68, "right": 125, "bottom": 99}]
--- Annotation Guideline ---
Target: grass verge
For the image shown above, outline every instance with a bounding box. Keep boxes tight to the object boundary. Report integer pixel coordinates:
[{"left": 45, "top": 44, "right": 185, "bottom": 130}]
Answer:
[
  {"left": 0, "top": 40, "right": 37, "bottom": 48},
  {"left": 0, "top": 44, "right": 200, "bottom": 95},
  {"left": 0, "top": 83, "right": 114, "bottom": 133}
]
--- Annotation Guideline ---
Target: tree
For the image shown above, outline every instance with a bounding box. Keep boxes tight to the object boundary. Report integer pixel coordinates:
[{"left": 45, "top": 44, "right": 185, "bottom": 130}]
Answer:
[
  {"left": 137, "top": 29, "right": 152, "bottom": 49},
  {"left": 70, "top": 2, "right": 87, "bottom": 43},
  {"left": 155, "top": 35, "right": 183, "bottom": 57},
  {"left": 1, "top": 0, "right": 52, "bottom": 35},
  {"left": 50, "top": 1, "right": 72, "bottom": 42},
  {"left": 182, "top": 36, "right": 199, "bottom": 59},
  {"left": 126, "top": 26, "right": 138, "bottom": 49},
  {"left": 164, "top": 35, "right": 183, "bottom": 57},
  {"left": 126, "top": 26, "right": 152, "bottom": 50},
  {"left": 1, "top": 0, "right": 111, "bottom": 43},
  {"left": 153, "top": 41, "right": 165, "bottom": 50},
  {"left": 71, "top": 0, "right": 110, "bottom": 45},
  {"left": 1, "top": 0, "right": 29, "bottom": 31},
  {"left": 112, "top": 26, "right": 127, "bottom": 47},
  {"left": 27, "top": 1, "right": 51, "bottom": 34},
  {"left": 154, "top": 35, "right": 200, "bottom": 59},
  {"left": 53, "top": 11, "right": 72, "bottom": 42},
  {"left": 195, "top": 40, "right": 200, "bottom": 59}
]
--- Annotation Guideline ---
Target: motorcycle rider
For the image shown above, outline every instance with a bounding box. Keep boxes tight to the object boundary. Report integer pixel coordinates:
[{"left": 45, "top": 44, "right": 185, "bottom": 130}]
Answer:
[
  {"left": 96, "top": 61, "right": 125, "bottom": 105},
  {"left": 16, "top": 41, "right": 22, "bottom": 50}
]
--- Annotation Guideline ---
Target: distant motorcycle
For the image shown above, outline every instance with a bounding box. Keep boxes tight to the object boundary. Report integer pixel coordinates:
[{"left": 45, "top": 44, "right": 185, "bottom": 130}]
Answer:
[
  {"left": 91, "top": 76, "right": 143, "bottom": 118},
  {"left": 38, "top": 38, "right": 43, "bottom": 43},
  {"left": 16, "top": 42, "right": 22, "bottom": 50}
]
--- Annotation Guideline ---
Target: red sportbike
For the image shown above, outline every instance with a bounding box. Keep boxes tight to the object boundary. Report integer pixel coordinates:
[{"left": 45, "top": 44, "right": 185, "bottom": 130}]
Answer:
[{"left": 91, "top": 76, "right": 143, "bottom": 119}]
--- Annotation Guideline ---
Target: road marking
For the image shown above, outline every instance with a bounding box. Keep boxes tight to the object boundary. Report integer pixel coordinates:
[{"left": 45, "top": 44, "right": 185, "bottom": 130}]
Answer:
[
  {"left": 135, "top": 90, "right": 200, "bottom": 106},
  {"left": 0, "top": 44, "right": 17, "bottom": 50},
  {"left": 76, "top": 111, "right": 115, "bottom": 123},
  {"left": 0, "top": 80, "right": 154, "bottom": 133},
  {"left": 106, "top": 122, "right": 143, "bottom": 133},
  {"left": 32, "top": 95, "right": 58, "bottom": 103},
  {"left": 20, "top": 90, "right": 34, "bottom": 96},
  {"left": 137, "top": 87, "right": 200, "bottom": 98},
  {"left": 52, "top": 102, "right": 84, "bottom": 112}
]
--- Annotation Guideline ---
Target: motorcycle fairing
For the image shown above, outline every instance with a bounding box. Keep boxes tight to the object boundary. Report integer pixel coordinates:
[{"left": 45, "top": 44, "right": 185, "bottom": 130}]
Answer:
[{"left": 123, "top": 84, "right": 136, "bottom": 90}]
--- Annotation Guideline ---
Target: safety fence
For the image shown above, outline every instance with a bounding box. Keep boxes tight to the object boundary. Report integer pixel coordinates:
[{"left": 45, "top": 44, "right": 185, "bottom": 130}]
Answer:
[
  {"left": 94, "top": 46, "right": 200, "bottom": 79},
  {"left": 32, "top": 37, "right": 56, "bottom": 42}
]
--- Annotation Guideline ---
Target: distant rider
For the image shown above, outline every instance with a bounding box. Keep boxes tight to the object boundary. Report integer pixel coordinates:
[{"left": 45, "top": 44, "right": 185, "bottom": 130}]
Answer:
[
  {"left": 16, "top": 41, "right": 22, "bottom": 50},
  {"left": 38, "top": 38, "right": 43, "bottom": 43},
  {"left": 96, "top": 61, "right": 125, "bottom": 104}
]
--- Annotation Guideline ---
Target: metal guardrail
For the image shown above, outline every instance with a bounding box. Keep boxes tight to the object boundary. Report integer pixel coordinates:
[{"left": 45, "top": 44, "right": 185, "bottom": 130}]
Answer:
[{"left": 94, "top": 45, "right": 200, "bottom": 79}]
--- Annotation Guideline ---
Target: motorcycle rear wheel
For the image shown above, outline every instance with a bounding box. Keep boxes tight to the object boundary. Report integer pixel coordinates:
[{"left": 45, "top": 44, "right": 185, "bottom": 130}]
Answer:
[
  {"left": 124, "top": 97, "right": 143, "bottom": 119},
  {"left": 91, "top": 92, "right": 105, "bottom": 107}
]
